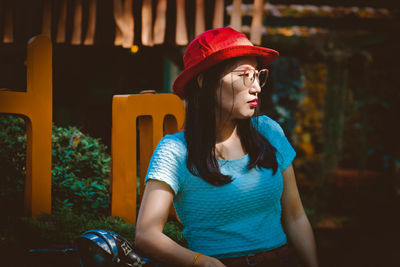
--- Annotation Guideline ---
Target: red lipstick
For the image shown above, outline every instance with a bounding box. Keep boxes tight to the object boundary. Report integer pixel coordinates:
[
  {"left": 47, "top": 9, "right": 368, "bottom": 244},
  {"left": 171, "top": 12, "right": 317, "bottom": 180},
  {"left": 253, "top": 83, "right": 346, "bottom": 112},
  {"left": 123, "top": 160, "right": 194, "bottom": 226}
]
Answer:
[{"left": 248, "top": 98, "right": 258, "bottom": 107}]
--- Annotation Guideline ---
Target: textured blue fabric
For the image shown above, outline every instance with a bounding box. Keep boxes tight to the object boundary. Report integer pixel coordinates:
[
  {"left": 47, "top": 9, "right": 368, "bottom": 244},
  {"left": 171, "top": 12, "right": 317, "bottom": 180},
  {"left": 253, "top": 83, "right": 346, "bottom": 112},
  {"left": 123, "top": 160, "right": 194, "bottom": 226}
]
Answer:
[{"left": 145, "top": 115, "right": 296, "bottom": 258}]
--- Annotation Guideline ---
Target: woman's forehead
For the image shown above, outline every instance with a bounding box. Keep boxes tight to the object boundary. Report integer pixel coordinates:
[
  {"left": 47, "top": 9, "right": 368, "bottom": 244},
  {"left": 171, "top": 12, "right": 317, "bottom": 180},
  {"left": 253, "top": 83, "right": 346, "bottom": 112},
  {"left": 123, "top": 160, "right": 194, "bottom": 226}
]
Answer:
[{"left": 228, "top": 56, "right": 258, "bottom": 71}]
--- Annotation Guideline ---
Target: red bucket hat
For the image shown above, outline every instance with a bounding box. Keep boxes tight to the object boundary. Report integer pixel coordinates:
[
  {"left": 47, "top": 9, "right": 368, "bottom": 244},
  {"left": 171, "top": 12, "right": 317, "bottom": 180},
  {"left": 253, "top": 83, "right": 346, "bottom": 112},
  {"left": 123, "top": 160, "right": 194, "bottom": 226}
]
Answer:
[{"left": 173, "top": 27, "right": 279, "bottom": 99}]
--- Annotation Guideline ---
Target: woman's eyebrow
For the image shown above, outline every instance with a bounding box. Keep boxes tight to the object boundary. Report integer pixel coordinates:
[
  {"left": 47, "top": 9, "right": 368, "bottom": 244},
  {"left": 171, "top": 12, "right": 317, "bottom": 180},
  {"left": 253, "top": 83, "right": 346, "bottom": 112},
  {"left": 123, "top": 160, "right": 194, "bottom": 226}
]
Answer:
[{"left": 234, "top": 66, "right": 256, "bottom": 71}]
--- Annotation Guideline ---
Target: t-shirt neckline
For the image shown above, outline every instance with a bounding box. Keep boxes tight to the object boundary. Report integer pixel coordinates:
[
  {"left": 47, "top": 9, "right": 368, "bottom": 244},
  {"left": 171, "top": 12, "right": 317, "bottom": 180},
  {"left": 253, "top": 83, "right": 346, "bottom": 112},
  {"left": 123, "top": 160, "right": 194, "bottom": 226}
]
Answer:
[{"left": 216, "top": 153, "right": 249, "bottom": 163}]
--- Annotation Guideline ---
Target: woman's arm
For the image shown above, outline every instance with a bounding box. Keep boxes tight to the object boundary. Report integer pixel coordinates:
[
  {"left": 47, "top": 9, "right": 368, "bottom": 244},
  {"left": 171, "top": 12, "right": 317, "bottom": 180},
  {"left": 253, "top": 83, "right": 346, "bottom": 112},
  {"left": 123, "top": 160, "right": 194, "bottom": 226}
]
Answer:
[
  {"left": 135, "top": 180, "right": 226, "bottom": 267},
  {"left": 281, "top": 164, "right": 319, "bottom": 267}
]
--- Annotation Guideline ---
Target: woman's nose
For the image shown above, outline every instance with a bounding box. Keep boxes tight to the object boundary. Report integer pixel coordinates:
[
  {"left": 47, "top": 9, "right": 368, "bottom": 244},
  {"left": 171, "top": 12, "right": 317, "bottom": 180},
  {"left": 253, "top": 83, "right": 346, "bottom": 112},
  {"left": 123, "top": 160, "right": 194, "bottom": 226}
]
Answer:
[{"left": 250, "top": 81, "right": 261, "bottom": 95}]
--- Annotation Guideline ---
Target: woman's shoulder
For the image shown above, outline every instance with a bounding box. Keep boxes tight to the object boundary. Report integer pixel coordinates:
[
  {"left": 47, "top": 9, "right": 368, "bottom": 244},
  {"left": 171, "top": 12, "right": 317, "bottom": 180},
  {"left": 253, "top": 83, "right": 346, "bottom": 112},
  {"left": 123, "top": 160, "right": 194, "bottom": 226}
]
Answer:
[
  {"left": 146, "top": 131, "right": 187, "bottom": 195},
  {"left": 157, "top": 131, "right": 187, "bottom": 154},
  {"left": 161, "top": 131, "right": 186, "bottom": 143},
  {"left": 251, "top": 115, "right": 285, "bottom": 137},
  {"left": 252, "top": 115, "right": 296, "bottom": 171}
]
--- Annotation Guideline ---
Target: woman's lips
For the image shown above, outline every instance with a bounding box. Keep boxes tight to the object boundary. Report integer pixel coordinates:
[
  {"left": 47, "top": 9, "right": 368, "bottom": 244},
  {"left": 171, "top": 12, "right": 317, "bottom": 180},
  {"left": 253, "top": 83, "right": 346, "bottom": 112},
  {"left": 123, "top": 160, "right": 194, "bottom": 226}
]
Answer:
[{"left": 248, "top": 99, "right": 258, "bottom": 107}]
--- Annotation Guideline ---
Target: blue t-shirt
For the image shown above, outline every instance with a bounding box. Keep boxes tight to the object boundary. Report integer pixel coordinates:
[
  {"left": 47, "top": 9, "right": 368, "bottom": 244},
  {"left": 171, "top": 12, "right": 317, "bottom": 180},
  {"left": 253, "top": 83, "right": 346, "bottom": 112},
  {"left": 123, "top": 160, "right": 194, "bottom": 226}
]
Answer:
[{"left": 145, "top": 115, "right": 296, "bottom": 258}]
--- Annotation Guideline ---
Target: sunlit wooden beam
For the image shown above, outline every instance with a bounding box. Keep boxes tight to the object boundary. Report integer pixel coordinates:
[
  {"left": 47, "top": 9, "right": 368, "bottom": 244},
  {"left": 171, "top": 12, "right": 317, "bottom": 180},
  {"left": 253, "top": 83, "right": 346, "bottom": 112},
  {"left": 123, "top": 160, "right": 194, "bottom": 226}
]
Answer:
[
  {"left": 113, "top": 0, "right": 134, "bottom": 48},
  {"left": 230, "top": 0, "right": 242, "bottom": 31},
  {"left": 176, "top": 0, "right": 188, "bottom": 46},
  {"left": 84, "top": 0, "right": 97, "bottom": 45},
  {"left": 71, "top": 0, "right": 83, "bottom": 45},
  {"left": 195, "top": 0, "right": 205, "bottom": 36},
  {"left": 153, "top": 0, "right": 167, "bottom": 45},
  {"left": 3, "top": 1, "right": 14, "bottom": 43},
  {"left": 213, "top": 0, "right": 225, "bottom": 29},
  {"left": 41, "top": 0, "right": 52, "bottom": 38},
  {"left": 251, "top": 0, "right": 264, "bottom": 45},
  {"left": 142, "top": 0, "right": 153, "bottom": 46},
  {"left": 56, "top": 0, "right": 67, "bottom": 43}
]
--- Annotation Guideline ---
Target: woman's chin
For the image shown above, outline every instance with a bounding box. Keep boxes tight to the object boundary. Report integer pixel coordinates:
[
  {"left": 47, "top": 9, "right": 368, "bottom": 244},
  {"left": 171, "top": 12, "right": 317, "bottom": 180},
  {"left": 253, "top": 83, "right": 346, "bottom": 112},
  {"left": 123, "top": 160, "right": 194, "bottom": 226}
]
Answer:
[{"left": 237, "top": 110, "right": 256, "bottom": 119}]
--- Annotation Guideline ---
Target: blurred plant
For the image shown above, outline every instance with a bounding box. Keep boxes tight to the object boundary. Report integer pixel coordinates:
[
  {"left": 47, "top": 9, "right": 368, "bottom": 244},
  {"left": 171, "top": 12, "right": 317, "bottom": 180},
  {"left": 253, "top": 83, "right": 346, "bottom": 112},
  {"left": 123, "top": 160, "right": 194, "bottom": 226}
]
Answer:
[
  {"left": 0, "top": 115, "right": 111, "bottom": 216},
  {"left": 267, "top": 57, "right": 305, "bottom": 139},
  {"left": 342, "top": 50, "right": 399, "bottom": 173},
  {"left": 294, "top": 63, "right": 326, "bottom": 163}
]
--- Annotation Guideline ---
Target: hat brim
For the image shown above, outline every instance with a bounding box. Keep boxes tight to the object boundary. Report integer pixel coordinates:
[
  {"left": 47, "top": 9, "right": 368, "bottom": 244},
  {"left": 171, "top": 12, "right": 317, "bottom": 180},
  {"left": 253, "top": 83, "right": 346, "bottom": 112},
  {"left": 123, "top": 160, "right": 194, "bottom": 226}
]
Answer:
[{"left": 173, "top": 45, "right": 279, "bottom": 99}]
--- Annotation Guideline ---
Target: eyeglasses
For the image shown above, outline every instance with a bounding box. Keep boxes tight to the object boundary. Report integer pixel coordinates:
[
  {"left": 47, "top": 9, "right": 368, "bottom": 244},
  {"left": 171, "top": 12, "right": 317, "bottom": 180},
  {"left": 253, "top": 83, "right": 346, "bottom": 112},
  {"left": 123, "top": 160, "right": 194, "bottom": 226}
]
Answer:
[{"left": 231, "top": 68, "right": 269, "bottom": 88}]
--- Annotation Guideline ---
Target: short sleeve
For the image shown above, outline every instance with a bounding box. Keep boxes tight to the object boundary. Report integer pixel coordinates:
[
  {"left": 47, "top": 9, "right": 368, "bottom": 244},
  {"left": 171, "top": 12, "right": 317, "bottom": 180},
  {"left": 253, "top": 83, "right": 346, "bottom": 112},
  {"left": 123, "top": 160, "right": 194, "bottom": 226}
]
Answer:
[
  {"left": 145, "top": 134, "right": 186, "bottom": 195},
  {"left": 253, "top": 116, "right": 296, "bottom": 172}
]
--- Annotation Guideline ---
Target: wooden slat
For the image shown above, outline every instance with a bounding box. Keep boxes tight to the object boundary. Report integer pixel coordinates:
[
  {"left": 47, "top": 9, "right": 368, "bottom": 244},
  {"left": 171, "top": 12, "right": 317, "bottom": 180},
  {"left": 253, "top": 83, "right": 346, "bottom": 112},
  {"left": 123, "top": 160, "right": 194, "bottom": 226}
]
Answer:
[
  {"left": 195, "top": 0, "right": 205, "bottom": 37},
  {"left": 56, "top": 0, "right": 68, "bottom": 43},
  {"left": 3, "top": 1, "right": 14, "bottom": 43},
  {"left": 122, "top": 0, "right": 134, "bottom": 48},
  {"left": 176, "top": 0, "right": 188, "bottom": 45},
  {"left": 84, "top": 0, "right": 97, "bottom": 45},
  {"left": 213, "top": 0, "right": 225, "bottom": 29},
  {"left": 113, "top": 0, "right": 134, "bottom": 48},
  {"left": 250, "top": 0, "right": 264, "bottom": 45},
  {"left": 41, "top": 0, "right": 52, "bottom": 38},
  {"left": 230, "top": 0, "right": 242, "bottom": 31},
  {"left": 142, "top": 0, "right": 153, "bottom": 46},
  {"left": 113, "top": 0, "right": 124, "bottom": 46},
  {"left": 71, "top": 0, "right": 83, "bottom": 45},
  {"left": 153, "top": 0, "right": 167, "bottom": 45}
]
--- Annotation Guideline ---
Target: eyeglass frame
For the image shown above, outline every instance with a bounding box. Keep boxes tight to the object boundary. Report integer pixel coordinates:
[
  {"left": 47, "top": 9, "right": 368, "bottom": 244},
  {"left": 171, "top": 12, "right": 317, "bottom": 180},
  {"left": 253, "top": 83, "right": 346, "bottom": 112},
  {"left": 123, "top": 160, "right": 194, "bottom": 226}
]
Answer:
[{"left": 230, "top": 68, "right": 269, "bottom": 88}]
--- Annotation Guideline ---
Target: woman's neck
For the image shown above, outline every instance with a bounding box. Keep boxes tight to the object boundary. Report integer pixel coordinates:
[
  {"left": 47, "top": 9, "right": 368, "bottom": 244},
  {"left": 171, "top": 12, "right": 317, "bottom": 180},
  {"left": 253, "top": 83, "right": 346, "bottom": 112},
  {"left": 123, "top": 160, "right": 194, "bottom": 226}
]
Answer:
[
  {"left": 216, "top": 117, "right": 237, "bottom": 143},
  {"left": 215, "top": 118, "right": 246, "bottom": 160}
]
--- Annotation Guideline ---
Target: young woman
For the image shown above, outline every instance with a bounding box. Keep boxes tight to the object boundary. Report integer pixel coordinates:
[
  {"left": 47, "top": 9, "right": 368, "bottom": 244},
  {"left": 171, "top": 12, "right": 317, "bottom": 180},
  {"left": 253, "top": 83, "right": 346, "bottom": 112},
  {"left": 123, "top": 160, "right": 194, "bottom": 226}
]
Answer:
[{"left": 135, "top": 27, "right": 318, "bottom": 267}]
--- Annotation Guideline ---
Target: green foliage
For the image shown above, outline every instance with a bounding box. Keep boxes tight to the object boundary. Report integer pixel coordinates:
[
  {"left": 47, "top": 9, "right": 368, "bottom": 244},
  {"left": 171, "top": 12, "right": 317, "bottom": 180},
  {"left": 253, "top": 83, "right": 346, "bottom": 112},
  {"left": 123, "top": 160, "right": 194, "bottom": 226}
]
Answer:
[
  {"left": 0, "top": 115, "right": 111, "bottom": 215},
  {"left": 1, "top": 207, "right": 186, "bottom": 249},
  {"left": 163, "top": 220, "right": 188, "bottom": 247},
  {"left": 2, "top": 207, "right": 133, "bottom": 248},
  {"left": 1, "top": 115, "right": 186, "bottom": 250},
  {"left": 51, "top": 124, "right": 111, "bottom": 215},
  {"left": 0, "top": 115, "right": 27, "bottom": 214}
]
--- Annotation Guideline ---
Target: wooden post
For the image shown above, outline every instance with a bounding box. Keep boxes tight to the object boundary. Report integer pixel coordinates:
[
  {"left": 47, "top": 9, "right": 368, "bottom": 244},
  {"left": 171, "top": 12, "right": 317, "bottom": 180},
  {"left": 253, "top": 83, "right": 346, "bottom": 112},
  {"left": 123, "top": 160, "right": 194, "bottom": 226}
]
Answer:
[
  {"left": 0, "top": 36, "right": 53, "bottom": 217},
  {"left": 111, "top": 94, "right": 185, "bottom": 224}
]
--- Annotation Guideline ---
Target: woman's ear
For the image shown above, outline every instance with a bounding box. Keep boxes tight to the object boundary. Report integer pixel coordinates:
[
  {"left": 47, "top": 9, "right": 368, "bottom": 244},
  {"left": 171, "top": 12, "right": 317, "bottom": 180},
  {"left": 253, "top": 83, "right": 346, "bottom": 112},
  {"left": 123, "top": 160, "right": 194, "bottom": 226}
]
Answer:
[{"left": 196, "top": 74, "right": 203, "bottom": 88}]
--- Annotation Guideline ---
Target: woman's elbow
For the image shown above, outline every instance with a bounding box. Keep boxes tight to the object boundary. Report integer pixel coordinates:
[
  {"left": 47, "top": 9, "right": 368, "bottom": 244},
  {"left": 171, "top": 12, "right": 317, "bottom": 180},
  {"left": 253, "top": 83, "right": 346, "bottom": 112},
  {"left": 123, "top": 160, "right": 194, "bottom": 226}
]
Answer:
[
  {"left": 283, "top": 207, "right": 308, "bottom": 227},
  {"left": 135, "top": 229, "right": 148, "bottom": 252},
  {"left": 135, "top": 226, "right": 161, "bottom": 250}
]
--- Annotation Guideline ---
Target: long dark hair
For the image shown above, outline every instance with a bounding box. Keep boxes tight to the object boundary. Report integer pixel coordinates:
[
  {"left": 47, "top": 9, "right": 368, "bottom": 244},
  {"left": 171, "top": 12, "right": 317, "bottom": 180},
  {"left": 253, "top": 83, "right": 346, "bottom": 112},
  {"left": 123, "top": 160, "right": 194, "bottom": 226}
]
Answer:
[{"left": 184, "top": 59, "right": 278, "bottom": 186}]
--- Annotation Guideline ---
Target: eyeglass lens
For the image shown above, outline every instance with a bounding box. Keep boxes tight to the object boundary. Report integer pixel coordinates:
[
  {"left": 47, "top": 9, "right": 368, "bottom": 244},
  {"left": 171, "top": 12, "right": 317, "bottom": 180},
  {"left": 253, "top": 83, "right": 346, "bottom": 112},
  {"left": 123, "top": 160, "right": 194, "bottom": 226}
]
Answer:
[{"left": 243, "top": 69, "right": 268, "bottom": 88}]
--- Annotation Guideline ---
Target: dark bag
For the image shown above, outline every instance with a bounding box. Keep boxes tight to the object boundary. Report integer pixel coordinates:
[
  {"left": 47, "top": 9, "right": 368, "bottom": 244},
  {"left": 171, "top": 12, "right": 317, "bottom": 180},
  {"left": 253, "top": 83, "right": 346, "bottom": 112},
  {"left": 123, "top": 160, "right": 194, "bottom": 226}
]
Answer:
[
  {"left": 28, "top": 229, "right": 146, "bottom": 266},
  {"left": 76, "top": 229, "right": 145, "bottom": 267}
]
